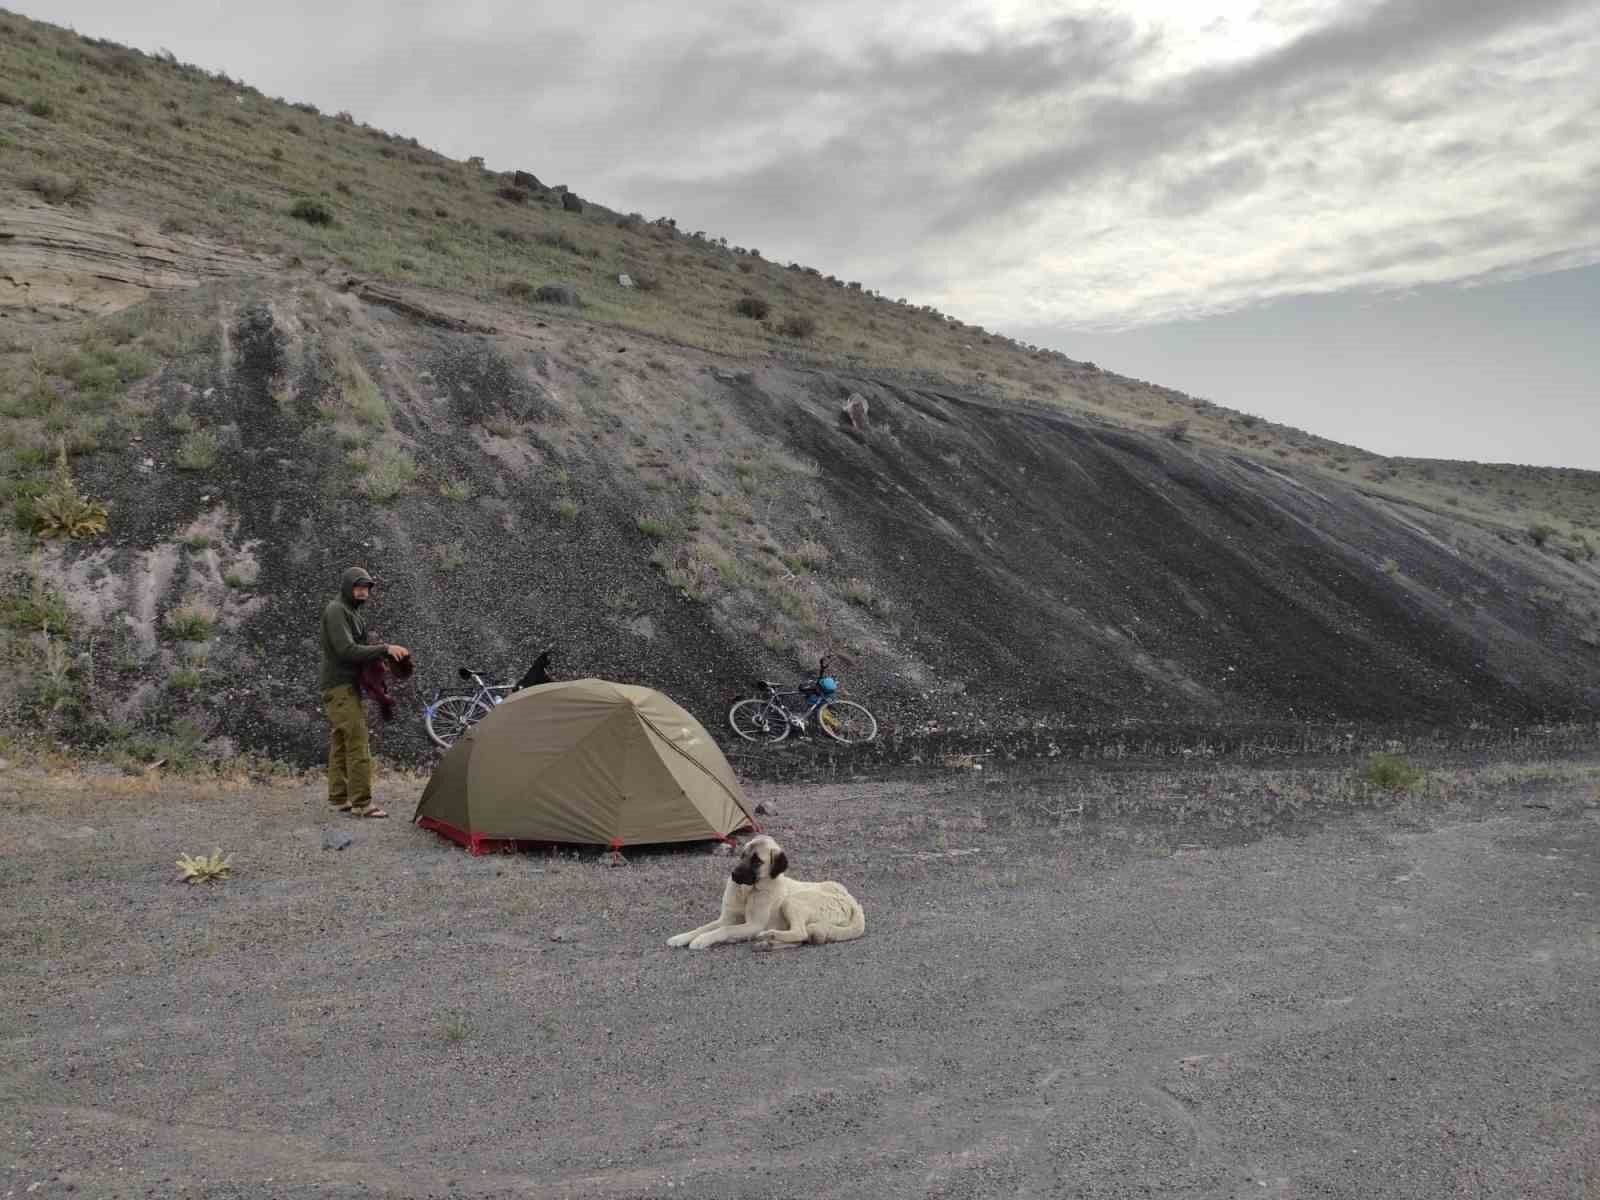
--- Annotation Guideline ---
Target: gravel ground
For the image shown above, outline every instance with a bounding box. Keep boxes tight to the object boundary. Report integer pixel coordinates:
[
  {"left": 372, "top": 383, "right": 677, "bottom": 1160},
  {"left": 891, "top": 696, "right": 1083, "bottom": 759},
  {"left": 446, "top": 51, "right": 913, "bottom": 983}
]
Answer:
[{"left": 1, "top": 758, "right": 1597, "bottom": 1199}]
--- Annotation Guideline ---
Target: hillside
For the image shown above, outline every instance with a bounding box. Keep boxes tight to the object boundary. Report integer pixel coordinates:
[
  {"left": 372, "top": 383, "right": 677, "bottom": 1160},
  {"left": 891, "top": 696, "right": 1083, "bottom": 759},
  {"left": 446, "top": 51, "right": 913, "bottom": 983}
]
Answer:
[{"left": 2, "top": 11, "right": 1599, "bottom": 768}]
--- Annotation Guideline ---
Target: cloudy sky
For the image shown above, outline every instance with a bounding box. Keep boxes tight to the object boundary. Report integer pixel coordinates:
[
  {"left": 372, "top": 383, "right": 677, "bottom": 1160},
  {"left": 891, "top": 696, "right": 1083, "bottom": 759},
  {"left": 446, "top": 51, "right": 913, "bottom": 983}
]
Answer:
[{"left": 24, "top": 0, "right": 1600, "bottom": 467}]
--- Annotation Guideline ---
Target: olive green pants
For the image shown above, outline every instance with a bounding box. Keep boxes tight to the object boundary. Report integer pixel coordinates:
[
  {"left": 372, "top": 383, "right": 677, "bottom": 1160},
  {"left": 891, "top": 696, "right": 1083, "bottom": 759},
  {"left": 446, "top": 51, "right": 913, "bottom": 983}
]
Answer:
[{"left": 323, "top": 684, "right": 373, "bottom": 812}]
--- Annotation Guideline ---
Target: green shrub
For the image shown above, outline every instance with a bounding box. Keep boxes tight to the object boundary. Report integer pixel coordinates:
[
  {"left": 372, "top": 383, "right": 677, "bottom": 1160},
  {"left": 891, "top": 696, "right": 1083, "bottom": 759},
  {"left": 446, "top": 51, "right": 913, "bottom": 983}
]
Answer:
[
  {"left": 841, "top": 576, "right": 892, "bottom": 616},
  {"left": 635, "top": 513, "right": 672, "bottom": 540},
  {"left": 553, "top": 497, "right": 579, "bottom": 521},
  {"left": 24, "top": 172, "right": 86, "bottom": 205},
  {"left": 734, "top": 296, "right": 770, "bottom": 320},
  {"left": 1528, "top": 523, "right": 1557, "bottom": 547},
  {"left": 26, "top": 98, "right": 53, "bottom": 119},
  {"left": 175, "top": 429, "right": 219, "bottom": 471},
  {"left": 778, "top": 313, "right": 818, "bottom": 338},
  {"left": 438, "top": 478, "right": 475, "bottom": 502},
  {"left": 434, "top": 541, "right": 467, "bottom": 572},
  {"left": 356, "top": 447, "right": 417, "bottom": 502},
  {"left": 165, "top": 603, "right": 217, "bottom": 642},
  {"left": 289, "top": 197, "right": 334, "bottom": 226},
  {"left": 1363, "top": 751, "right": 1424, "bottom": 792},
  {"left": 32, "top": 445, "right": 109, "bottom": 539}
]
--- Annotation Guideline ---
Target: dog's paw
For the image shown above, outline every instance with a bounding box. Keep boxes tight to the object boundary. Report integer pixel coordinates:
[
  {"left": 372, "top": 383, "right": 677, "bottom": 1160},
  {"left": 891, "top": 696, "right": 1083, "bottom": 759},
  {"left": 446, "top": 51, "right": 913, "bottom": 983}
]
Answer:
[
  {"left": 688, "top": 935, "right": 717, "bottom": 950},
  {"left": 750, "top": 938, "right": 776, "bottom": 953},
  {"left": 666, "top": 933, "right": 693, "bottom": 948}
]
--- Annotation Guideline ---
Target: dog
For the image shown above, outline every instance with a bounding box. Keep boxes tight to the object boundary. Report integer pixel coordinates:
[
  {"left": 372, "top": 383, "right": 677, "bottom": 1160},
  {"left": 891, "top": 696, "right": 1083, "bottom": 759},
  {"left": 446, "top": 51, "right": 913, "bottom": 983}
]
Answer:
[
  {"left": 514, "top": 649, "right": 553, "bottom": 692},
  {"left": 666, "top": 835, "right": 865, "bottom": 950}
]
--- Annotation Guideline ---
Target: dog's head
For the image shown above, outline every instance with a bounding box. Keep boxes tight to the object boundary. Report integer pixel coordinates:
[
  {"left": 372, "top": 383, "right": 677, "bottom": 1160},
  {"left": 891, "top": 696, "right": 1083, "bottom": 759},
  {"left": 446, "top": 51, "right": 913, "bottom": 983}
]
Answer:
[{"left": 730, "top": 834, "right": 788, "bottom": 887}]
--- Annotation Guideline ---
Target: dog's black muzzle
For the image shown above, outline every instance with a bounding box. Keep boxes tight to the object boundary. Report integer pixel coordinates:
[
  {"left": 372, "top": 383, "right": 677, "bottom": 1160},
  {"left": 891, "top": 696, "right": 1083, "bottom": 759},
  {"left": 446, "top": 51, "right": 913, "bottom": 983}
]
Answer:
[{"left": 730, "top": 862, "right": 757, "bottom": 886}]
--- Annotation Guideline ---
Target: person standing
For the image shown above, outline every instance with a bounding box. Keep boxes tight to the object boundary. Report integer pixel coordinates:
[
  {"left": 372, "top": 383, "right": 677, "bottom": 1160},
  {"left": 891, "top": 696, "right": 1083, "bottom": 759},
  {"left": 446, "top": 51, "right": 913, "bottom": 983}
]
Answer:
[{"left": 320, "top": 566, "right": 408, "bottom": 818}]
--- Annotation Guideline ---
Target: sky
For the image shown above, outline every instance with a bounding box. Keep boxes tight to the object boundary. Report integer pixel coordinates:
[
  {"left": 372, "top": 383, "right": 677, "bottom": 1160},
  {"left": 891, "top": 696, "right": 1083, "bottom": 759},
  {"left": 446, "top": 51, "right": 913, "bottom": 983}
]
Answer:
[{"left": 19, "top": 0, "right": 1600, "bottom": 467}]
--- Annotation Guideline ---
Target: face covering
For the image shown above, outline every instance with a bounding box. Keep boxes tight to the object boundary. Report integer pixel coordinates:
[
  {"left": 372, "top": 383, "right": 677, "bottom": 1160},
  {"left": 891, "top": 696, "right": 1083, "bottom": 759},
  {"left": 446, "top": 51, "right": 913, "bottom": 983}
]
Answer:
[{"left": 351, "top": 594, "right": 368, "bottom": 608}]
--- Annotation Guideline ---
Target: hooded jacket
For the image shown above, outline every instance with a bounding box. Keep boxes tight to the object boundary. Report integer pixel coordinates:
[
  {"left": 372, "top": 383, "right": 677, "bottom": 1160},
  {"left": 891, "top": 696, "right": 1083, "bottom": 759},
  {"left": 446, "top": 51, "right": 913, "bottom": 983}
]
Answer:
[{"left": 319, "top": 567, "right": 389, "bottom": 691}]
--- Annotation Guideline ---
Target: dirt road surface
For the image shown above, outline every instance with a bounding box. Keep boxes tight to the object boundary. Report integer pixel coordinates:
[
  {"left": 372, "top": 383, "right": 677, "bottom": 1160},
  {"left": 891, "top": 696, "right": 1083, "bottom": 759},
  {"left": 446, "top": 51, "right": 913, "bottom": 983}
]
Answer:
[{"left": 2, "top": 758, "right": 1597, "bottom": 1198}]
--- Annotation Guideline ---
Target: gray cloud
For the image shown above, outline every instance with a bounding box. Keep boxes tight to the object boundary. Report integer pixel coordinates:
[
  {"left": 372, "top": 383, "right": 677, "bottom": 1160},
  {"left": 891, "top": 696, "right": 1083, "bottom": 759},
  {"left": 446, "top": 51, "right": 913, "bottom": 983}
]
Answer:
[{"left": 21, "top": 0, "right": 1600, "bottom": 331}]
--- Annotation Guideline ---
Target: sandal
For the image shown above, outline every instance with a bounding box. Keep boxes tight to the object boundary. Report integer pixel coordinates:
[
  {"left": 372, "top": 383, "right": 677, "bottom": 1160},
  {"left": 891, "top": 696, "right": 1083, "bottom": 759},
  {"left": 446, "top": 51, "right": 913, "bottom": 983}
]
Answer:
[{"left": 347, "top": 806, "right": 389, "bottom": 819}]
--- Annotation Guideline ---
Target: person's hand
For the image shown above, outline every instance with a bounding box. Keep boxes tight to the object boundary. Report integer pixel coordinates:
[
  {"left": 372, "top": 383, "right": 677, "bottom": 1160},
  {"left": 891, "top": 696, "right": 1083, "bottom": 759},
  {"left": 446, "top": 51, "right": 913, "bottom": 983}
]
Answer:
[{"left": 386, "top": 644, "right": 410, "bottom": 660}]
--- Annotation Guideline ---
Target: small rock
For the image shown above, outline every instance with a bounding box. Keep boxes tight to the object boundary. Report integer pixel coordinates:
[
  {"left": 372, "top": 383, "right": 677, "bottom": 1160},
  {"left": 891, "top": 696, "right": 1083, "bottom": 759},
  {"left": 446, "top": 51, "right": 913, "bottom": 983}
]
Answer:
[
  {"left": 561, "top": 192, "right": 585, "bottom": 213},
  {"left": 202, "top": 387, "right": 216, "bottom": 399},
  {"left": 549, "top": 929, "right": 577, "bottom": 944},
  {"left": 321, "top": 829, "right": 353, "bottom": 851},
  {"left": 513, "top": 169, "right": 543, "bottom": 191},
  {"left": 617, "top": 273, "right": 634, "bottom": 289},
  {"left": 754, "top": 801, "right": 775, "bottom": 816},
  {"left": 0, "top": 757, "right": 10, "bottom": 771}
]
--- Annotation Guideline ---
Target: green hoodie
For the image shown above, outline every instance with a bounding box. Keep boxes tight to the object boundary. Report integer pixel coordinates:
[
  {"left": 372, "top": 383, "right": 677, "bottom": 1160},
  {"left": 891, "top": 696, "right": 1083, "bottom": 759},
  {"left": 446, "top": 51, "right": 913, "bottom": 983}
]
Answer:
[{"left": 319, "top": 566, "right": 388, "bottom": 691}]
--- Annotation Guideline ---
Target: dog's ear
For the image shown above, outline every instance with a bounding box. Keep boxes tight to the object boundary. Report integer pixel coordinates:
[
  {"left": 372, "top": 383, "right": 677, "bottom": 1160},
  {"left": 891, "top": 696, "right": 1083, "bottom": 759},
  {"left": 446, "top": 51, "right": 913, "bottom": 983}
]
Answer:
[{"left": 769, "top": 849, "right": 788, "bottom": 878}]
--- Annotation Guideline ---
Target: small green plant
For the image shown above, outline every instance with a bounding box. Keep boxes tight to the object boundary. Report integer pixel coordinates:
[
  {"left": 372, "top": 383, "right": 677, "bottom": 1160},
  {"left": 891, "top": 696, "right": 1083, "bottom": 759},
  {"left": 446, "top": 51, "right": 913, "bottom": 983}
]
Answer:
[
  {"left": 176, "top": 848, "right": 232, "bottom": 884},
  {"left": 841, "top": 576, "right": 892, "bottom": 616},
  {"left": 1381, "top": 558, "right": 1400, "bottom": 575},
  {"left": 1528, "top": 523, "right": 1557, "bottom": 547},
  {"left": 783, "top": 539, "right": 831, "bottom": 572},
  {"left": 438, "top": 1009, "right": 473, "bottom": 1043},
  {"left": 289, "top": 197, "right": 334, "bottom": 226},
  {"left": 355, "top": 446, "right": 418, "bottom": 502},
  {"left": 175, "top": 429, "right": 219, "bottom": 471},
  {"left": 778, "top": 313, "right": 817, "bottom": 338},
  {"left": 438, "top": 477, "right": 475, "bottom": 502},
  {"left": 553, "top": 497, "right": 579, "bottom": 521},
  {"left": 1, "top": 563, "right": 72, "bottom": 635},
  {"left": 434, "top": 541, "right": 467, "bottom": 572},
  {"left": 733, "top": 296, "right": 770, "bottom": 320},
  {"left": 1363, "top": 751, "right": 1424, "bottom": 792},
  {"left": 168, "top": 666, "right": 203, "bottom": 693},
  {"left": 636, "top": 513, "right": 672, "bottom": 540},
  {"left": 33, "top": 444, "right": 109, "bottom": 539},
  {"left": 223, "top": 566, "right": 257, "bottom": 589},
  {"left": 25, "top": 98, "right": 53, "bottom": 119},
  {"left": 165, "top": 603, "right": 217, "bottom": 642}
]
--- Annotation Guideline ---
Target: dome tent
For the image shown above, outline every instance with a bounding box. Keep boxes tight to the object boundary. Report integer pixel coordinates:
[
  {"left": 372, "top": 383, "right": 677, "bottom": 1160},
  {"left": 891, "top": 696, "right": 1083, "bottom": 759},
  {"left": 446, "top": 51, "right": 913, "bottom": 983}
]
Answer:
[{"left": 413, "top": 679, "right": 757, "bottom": 854}]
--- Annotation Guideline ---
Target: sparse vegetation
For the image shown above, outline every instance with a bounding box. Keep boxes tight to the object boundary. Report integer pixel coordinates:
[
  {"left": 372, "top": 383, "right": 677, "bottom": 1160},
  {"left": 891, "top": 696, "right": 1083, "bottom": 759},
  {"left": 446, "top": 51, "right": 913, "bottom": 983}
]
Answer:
[
  {"left": 31, "top": 445, "right": 110, "bottom": 539},
  {"left": 553, "top": 497, "right": 579, "bottom": 521},
  {"left": 165, "top": 603, "right": 217, "bottom": 642},
  {"left": 635, "top": 513, "right": 672, "bottom": 540},
  {"left": 434, "top": 541, "right": 467, "bottom": 572},
  {"left": 734, "top": 296, "right": 771, "bottom": 320},
  {"left": 289, "top": 197, "right": 334, "bottom": 226},
  {"left": 438, "top": 478, "right": 475, "bottom": 502},
  {"left": 176, "top": 848, "right": 232, "bottom": 884},
  {"left": 353, "top": 446, "right": 417, "bottom": 502},
  {"left": 842, "top": 577, "right": 892, "bottom": 616},
  {"left": 778, "top": 313, "right": 817, "bottom": 338},
  {"left": 1362, "top": 751, "right": 1424, "bottom": 792},
  {"left": 1528, "top": 523, "right": 1557, "bottom": 547},
  {"left": 175, "top": 429, "right": 220, "bottom": 471},
  {"left": 24, "top": 171, "right": 86, "bottom": 204}
]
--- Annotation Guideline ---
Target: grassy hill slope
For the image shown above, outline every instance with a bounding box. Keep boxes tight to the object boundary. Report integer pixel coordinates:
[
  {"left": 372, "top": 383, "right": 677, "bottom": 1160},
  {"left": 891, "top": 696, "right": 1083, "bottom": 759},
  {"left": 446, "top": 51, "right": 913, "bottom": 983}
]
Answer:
[{"left": 2, "top": 11, "right": 1598, "bottom": 768}]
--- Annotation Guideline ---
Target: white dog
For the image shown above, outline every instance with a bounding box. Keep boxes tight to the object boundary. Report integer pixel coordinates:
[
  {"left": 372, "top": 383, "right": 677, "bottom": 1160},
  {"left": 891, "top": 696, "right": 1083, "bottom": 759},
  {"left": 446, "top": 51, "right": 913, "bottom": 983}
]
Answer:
[{"left": 667, "top": 835, "right": 865, "bottom": 950}]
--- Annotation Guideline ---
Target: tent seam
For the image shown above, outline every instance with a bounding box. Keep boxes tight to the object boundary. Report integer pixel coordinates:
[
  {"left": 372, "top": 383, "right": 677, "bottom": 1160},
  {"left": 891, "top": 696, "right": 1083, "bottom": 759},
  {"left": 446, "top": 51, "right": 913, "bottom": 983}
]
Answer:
[{"left": 632, "top": 707, "right": 757, "bottom": 827}]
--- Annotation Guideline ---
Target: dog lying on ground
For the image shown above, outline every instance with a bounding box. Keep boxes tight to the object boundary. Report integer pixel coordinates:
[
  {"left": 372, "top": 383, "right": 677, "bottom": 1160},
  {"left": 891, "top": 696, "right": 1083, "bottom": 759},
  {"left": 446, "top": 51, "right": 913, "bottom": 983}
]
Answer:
[{"left": 667, "top": 835, "right": 865, "bottom": 950}]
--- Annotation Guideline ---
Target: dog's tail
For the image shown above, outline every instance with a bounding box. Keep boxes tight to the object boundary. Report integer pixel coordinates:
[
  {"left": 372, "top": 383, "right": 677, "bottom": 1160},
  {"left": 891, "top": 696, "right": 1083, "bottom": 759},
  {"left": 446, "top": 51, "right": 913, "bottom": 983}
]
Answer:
[{"left": 807, "top": 894, "right": 866, "bottom": 944}]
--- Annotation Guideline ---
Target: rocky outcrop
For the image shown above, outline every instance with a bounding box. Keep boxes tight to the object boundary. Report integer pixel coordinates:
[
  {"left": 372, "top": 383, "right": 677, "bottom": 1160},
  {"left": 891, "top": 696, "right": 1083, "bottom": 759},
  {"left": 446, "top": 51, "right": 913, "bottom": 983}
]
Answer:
[
  {"left": 0, "top": 202, "right": 269, "bottom": 321},
  {"left": 561, "top": 192, "right": 584, "bottom": 214}
]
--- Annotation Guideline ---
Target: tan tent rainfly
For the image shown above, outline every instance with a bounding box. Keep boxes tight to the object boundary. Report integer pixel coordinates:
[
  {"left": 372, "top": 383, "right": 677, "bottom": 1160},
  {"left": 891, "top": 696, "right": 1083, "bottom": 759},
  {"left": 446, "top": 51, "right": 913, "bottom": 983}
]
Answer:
[{"left": 413, "top": 679, "right": 757, "bottom": 854}]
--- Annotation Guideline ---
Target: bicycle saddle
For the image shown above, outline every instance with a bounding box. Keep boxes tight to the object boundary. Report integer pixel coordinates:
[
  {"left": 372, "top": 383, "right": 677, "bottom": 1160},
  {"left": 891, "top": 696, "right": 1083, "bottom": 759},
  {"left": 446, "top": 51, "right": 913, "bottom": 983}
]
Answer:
[
  {"left": 458, "top": 666, "right": 487, "bottom": 680},
  {"left": 755, "top": 679, "right": 779, "bottom": 689}
]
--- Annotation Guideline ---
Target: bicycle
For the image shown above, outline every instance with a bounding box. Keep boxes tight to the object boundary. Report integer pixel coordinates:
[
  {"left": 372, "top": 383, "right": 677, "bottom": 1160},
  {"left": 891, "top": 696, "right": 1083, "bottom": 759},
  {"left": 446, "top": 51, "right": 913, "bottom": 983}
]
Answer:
[
  {"left": 423, "top": 650, "right": 553, "bottom": 751},
  {"left": 727, "top": 656, "right": 877, "bottom": 746}
]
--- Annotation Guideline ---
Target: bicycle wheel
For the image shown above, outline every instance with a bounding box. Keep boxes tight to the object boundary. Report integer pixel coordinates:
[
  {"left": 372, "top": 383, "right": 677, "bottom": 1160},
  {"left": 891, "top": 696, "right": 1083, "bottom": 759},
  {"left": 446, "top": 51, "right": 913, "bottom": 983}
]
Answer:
[
  {"left": 818, "top": 700, "right": 877, "bottom": 745},
  {"left": 425, "top": 694, "right": 491, "bottom": 751},
  {"left": 728, "top": 698, "right": 791, "bottom": 744}
]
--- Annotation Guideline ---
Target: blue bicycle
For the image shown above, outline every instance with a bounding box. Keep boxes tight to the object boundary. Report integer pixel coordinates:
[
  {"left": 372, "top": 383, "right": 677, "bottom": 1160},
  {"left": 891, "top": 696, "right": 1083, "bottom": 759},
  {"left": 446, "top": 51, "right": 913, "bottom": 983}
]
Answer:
[{"left": 727, "top": 656, "right": 877, "bottom": 745}]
